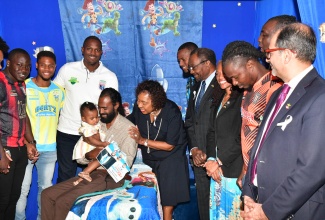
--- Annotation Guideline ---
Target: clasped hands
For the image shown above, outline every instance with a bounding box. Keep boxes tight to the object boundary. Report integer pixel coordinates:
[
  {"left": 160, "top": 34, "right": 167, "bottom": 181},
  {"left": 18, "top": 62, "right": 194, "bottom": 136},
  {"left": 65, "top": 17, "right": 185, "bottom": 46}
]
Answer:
[
  {"left": 26, "top": 142, "right": 40, "bottom": 164},
  {"left": 191, "top": 148, "right": 223, "bottom": 183},
  {"left": 241, "top": 196, "right": 268, "bottom": 220},
  {"left": 191, "top": 148, "right": 206, "bottom": 167},
  {"left": 204, "top": 159, "right": 223, "bottom": 183}
]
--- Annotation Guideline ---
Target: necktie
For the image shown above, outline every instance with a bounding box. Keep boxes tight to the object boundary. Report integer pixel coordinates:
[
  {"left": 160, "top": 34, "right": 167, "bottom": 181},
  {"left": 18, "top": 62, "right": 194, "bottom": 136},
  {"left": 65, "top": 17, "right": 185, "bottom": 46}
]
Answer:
[
  {"left": 251, "top": 84, "right": 291, "bottom": 183},
  {"left": 196, "top": 81, "right": 206, "bottom": 112}
]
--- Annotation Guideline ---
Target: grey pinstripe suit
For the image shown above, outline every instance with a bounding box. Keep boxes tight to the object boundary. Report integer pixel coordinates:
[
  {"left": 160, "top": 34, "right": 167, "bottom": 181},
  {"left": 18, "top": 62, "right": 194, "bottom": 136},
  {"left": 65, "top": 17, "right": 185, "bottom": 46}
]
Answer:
[{"left": 185, "top": 76, "right": 222, "bottom": 220}]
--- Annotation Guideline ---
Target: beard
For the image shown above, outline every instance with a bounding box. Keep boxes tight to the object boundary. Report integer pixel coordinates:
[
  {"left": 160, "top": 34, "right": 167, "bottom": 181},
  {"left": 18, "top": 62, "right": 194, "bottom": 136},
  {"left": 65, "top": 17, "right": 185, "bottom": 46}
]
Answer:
[{"left": 100, "top": 110, "right": 116, "bottom": 123}]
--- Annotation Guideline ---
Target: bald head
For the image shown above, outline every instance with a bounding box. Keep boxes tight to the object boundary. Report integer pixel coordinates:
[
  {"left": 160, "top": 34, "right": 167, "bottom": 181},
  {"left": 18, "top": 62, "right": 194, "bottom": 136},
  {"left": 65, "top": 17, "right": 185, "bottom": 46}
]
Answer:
[{"left": 276, "top": 23, "right": 316, "bottom": 63}]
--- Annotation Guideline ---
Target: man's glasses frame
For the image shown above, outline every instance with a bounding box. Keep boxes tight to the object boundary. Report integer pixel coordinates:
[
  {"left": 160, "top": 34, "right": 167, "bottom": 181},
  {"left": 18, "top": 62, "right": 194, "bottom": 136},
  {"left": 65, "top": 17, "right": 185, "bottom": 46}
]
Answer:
[
  {"left": 265, "top": 48, "right": 295, "bottom": 59},
  {"left": 188, "top": 60, "right": 208, "bottom": 72}
]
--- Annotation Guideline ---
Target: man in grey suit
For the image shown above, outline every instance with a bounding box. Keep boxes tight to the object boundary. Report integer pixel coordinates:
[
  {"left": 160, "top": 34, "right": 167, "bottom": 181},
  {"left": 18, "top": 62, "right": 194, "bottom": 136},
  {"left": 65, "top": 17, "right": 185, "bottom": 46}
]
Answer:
[
  {"left": 242, "top": 23, "right": 325, "bottom": 219},
  {"left": 185, "top": 48, "right": 222, "bottom": 220}
]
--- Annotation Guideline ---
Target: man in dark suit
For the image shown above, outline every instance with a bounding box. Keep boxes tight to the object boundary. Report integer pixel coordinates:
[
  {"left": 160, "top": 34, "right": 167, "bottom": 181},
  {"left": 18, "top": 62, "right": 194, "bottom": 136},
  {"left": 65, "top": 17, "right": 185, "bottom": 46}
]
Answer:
[
  {"left": 242, "top": 23, "right": 325, "bottom": 219},
  {"left": 185, "top": 48, "right": 222, "bottom": 220}
]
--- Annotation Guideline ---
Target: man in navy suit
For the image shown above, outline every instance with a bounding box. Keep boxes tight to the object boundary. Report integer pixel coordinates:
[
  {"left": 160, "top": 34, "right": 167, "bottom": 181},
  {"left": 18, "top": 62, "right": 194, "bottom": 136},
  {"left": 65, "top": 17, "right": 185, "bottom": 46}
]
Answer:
[
  {"left": 242, "top": 23, "right": 325, "bottom": 219},
  {"left": 185, "top": 48, "right": 223, "bottom": 220}
]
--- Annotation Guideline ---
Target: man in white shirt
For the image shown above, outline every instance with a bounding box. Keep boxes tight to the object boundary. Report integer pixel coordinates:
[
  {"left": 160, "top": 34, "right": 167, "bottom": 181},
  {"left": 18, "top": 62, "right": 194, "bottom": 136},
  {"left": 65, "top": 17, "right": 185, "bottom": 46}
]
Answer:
[{"left": 54, "top": 36, "right": 118, "bottom": 182}]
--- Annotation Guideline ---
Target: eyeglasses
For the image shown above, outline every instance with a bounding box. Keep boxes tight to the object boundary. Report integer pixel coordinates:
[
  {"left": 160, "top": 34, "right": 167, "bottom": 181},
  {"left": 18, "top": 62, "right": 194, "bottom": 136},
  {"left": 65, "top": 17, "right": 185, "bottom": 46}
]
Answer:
[
  {"left": 188, "top": 60, "right": 208, "bottom": 72},
  {"left": 265, "top": 48, "right": 295, "bottom": 59}
]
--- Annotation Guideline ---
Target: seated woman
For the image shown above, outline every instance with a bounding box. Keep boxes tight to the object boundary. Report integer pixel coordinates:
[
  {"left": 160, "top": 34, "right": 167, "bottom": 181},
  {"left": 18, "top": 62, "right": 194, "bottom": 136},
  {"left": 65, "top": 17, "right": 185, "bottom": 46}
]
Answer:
[
  {"left": 127, "top": 80, "right": 190, "bottom": 220},
  {"left": 205, "top": 61, "right": 244, "bottom": 219}
]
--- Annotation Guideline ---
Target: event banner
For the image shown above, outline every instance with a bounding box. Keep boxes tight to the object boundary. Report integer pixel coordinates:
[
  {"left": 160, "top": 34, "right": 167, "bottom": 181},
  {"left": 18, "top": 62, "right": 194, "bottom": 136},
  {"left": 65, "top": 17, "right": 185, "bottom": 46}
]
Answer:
[{"left": 58, "top": 0, "right": 203, "bottom": 117}]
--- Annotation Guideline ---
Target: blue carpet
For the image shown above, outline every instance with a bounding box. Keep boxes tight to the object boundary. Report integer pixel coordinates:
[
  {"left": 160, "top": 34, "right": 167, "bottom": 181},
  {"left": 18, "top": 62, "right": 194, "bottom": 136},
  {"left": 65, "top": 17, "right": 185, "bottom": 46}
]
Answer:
[{"left": 173, "top": 179, "right": 199, "bottom": 220}]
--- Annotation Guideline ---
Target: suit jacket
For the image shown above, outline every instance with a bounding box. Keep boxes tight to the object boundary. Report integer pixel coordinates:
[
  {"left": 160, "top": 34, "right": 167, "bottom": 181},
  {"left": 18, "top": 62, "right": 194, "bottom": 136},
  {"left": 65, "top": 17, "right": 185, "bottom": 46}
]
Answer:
[
  {"left": 206, "top": 90, "right": 243, "bottom": 178},
  {"left": 242, "top": 68, "right": 325, "bottom": 220},
  {"left": 185, "top": 77, "right": 223, "bottom": 153}
]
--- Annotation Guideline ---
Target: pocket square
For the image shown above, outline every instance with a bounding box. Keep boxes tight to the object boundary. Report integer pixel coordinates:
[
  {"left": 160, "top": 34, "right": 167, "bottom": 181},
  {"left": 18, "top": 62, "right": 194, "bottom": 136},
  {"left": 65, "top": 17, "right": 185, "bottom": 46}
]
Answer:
[
  {"left": 193, "top": 91, "right": 197, "bottom": 100},
  {"left": 277, "top": 115, "right": 292, "bottom": 131}
]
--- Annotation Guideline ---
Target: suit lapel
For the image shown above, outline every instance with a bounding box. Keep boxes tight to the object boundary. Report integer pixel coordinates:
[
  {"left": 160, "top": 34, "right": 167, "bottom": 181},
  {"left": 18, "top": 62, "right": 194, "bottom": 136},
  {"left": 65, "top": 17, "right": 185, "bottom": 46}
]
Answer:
[
  {"left": 265, "top": 68, "right": 318, "bottom": 141},
  {"left": 217, "top": 96, "right": 232, "bottom": 117},
  {"left": 189, "top": 82, "right": 200, "bottom": 107},
  {"left": 196, "top": 78, "right": 217, "bottom": 114}
]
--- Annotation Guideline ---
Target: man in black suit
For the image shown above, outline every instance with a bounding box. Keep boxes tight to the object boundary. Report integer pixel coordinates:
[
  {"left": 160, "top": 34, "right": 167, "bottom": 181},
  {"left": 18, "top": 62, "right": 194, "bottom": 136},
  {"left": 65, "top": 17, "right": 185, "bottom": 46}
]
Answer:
[
  {"left": 242, "top": 23, "right": 325, "bottom": 219},
  {"left": 185, "top": 48, "right": 222, "bottom": 220}
]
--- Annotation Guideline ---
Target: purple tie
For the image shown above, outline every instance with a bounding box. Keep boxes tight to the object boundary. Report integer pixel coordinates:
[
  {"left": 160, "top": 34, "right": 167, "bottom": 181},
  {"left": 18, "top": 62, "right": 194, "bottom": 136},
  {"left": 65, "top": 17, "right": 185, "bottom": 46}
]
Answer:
[{"left": 251, "top": 84, "right": 290, "bottom": 183}]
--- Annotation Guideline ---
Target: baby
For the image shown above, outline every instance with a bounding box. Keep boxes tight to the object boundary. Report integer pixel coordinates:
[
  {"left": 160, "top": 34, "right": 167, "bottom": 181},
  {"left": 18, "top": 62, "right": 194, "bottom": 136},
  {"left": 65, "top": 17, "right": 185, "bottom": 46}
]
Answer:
[{"left": 72, "top": 102, "right": 108, "bottom": 185}]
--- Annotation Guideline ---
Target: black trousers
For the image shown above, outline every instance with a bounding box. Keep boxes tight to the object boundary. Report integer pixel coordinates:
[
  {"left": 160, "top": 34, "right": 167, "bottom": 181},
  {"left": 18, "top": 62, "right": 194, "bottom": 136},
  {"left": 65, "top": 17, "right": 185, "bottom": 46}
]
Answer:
[
  {"left": 56, "top": 130, "right": 80, "bottom": 183},
  {"left": 193, "top": 165, "right": 211, "bottom": 220},
  {"left": 0, "top": 146, "right": 27, "bottom": 220}
]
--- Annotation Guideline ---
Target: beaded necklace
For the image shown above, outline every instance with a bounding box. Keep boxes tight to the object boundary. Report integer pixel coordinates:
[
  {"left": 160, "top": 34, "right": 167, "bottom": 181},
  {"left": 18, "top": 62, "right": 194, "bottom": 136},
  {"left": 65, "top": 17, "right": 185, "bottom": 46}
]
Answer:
[{"left": 146, "top": 118, "right": 162, "bottom": 154}]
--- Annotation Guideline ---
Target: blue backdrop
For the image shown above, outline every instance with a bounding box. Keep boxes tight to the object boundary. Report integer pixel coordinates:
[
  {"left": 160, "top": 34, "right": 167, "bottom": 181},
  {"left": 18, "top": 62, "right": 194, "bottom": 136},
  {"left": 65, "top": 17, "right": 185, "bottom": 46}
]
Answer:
[
  {"left": 58, "top": 0, "right": 203, "bottom": 117},
  {"left": 1, "top": 0, "right": 324, "bottom": 220}
]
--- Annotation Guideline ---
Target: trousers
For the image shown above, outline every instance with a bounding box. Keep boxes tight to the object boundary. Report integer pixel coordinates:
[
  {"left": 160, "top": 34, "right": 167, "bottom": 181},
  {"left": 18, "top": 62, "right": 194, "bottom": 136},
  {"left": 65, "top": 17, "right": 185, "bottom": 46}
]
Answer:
[
  {"left": 41, "top": 170, "right": 125, "bottom": 220},
  {"left": 0, "top": 146, "right": 27, "bottom": 220}
]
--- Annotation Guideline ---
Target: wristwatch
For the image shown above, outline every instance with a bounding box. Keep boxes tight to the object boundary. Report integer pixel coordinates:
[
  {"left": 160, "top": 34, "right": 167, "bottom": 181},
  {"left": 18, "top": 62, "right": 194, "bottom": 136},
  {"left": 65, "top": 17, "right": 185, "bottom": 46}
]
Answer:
[
  {"left": 144, "top": 139, "right": 148, "bottom": 147},
  {"left": 28, "top": 140, "right": 37, "bottom": 145}
]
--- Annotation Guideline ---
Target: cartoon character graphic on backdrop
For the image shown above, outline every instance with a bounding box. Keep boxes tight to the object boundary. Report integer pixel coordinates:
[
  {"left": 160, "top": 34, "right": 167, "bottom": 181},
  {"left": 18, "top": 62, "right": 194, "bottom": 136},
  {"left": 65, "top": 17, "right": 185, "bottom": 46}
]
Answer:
[
  {"left": 122, "top": 102, "right": 131, "bottom": 116},
  {"left": 141, "top": 0, "right": 183, "bottom": 57},
  {"left": 102, "top": 11, "right": 121, "bottom": 35},
  {"left": 158, "top": 0, "right": 183, "bottom": 17},
  {"left": 98, "top": 0, "right": 123, "bottom": 17},
  {"left": 142, "top": 0, "right": 164, "bottom": 47},
  {"left": 149, "top": 64, "right": 168, "bottom": 91},
  {"left": 161, "top": 11, "right": 180, "bottom": 36},
  {"left": 81, "top": 0, "right": 103, "bottom": 34},
  {"left": 319, "top": 22, "right": 325, "bottom": 43}
]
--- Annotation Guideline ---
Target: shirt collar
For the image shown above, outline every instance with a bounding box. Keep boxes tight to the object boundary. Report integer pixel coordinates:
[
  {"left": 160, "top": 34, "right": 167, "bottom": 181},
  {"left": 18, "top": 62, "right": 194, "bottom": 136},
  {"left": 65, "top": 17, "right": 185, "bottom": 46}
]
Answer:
[
  {"left": 203, "top": 70, "right": 216, "bottom": 89},
  {"left": 99, "top": 113, "right": 120, "bottom": 132},
  {"left": 287, "top": 65, "right": 313, "bottom": 91},
  {"left": 81, "top": 59, "right": 102, "bottom": 73}
]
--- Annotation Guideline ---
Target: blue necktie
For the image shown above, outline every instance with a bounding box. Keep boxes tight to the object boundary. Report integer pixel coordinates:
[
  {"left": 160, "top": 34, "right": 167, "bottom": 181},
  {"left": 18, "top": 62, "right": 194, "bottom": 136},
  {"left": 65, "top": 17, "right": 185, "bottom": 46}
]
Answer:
[{"left": 196, "top": 81, "right": 206, "bottom": 112}]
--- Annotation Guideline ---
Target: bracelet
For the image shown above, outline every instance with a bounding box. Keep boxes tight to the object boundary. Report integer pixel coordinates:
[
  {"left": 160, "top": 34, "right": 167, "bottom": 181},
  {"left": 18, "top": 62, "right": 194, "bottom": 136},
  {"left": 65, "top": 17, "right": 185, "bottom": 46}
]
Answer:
[
  {"left": 144, "top": 139, "right": 148, "bottom": 147},
  {"left": 216, "top": 159, "right": 223, "bottom": 167}
]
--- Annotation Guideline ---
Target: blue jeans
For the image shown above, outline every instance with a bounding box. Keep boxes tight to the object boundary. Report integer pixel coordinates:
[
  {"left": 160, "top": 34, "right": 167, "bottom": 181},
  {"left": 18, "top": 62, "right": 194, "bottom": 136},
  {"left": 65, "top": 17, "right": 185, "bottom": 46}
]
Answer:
[{"left": 15, "top": 151, "right": 57, "bottom": 220}]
